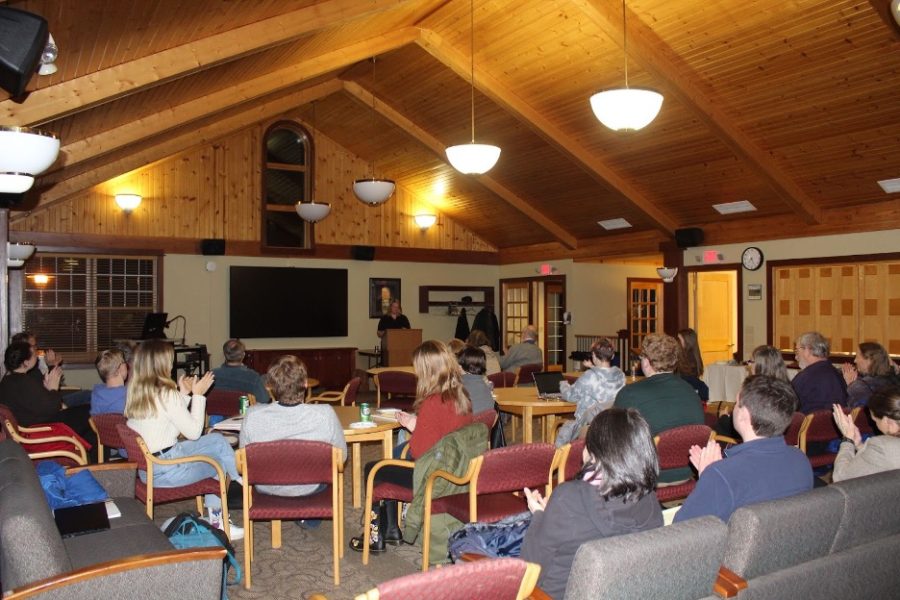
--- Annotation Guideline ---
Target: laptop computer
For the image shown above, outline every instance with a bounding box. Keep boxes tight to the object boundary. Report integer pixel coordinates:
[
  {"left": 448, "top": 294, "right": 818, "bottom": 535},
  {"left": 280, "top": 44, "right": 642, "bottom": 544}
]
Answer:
[
  {"left": 54, "top": 502, "right": 111, "bottom": 538},
  {"left": 532, "top": 371, "right": 565, "bottom": 399}
]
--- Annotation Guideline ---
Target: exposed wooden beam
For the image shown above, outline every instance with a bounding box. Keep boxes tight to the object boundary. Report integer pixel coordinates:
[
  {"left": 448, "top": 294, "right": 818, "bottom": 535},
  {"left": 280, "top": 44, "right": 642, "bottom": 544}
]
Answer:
[
  {"left": 417, "top": 29, "right": 679, "bottom": 236},
  {"left": 0, "top": 0, "right": 415, "bottom": 126},
  {"left": 55, "top": 28, "right": 420, "bottom": 171},
  {"left": 571, "top": 0, "right": 824, "bottom": 225},
  {"left": 341, "top": 80, "right": 579, "bottom": 249},
  {"left": 498, "top": 230, "right": 667, "bottom": 264},
  {"left": 11, "top": 81, "right": 343, "bottom": 222}
]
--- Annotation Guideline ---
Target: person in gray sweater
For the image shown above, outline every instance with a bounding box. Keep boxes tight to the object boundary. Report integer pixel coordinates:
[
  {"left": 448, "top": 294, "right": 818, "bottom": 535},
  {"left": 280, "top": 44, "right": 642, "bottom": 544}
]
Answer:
[
  {"left": 832, "top": 388, "right": 900, "bottom": 482},
  {"left": 239, "top": 355, "right": 346, "bottom": 497},
  {"left": 457, "top": 346, "right": 495, "bottom": 415},
  {"left": 500, "top": 325, "right": 543, "bottom": 373}
]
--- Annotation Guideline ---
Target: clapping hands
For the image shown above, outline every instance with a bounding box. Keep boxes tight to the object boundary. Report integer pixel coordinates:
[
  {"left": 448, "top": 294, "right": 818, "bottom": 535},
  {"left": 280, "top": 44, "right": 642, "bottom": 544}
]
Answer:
[
  {"left": 841, "top": 363, "right": 858, "bottom": 385},
  {"left": 178, "top": 371, "right": 215, "bottom": 396},
  {"left": 689, "top": 439, "right": 723, "bottom": 476},
  {"left": 832, "top": 404, "right": 861, "bottom": 447},
  {"left": 524, "top": 487, "right": 547, "bottom": 513}
]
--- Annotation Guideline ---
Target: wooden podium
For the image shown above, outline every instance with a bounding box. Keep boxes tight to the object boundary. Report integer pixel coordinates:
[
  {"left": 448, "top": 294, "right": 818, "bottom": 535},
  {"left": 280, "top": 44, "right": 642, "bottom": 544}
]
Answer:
[{"left": 382, "top": 329, "right": 422, "bottom": 366}]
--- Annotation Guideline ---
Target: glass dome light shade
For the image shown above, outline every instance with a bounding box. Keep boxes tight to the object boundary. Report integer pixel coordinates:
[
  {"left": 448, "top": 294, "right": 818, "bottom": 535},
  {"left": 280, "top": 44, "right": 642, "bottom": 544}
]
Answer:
[
  {"left": 353, "top": 178, "right": 395, "bottom": 205},
  {"left": 7, "top": 242, "right": 36, "bottom": 261},
  {"left": 590, "top": 88, "right": 663, "bottom": 131},
  {"left": 115, "top": 194, "right": 142, "bottom": 211},
  {"left": 414, "top": 214, "right": 437, "bottom": 229},
  {"left": 657, "top": 267, "right": 679, "bottom": 283},
  {"left": 0, "top": 127, "right": 60, "bottom": 192},
  {"left": 445, "top": 143, "right": 501, "bottom": 175},
  {"left": 7, "top": 258, "right": 25, "bottom": 268},
  {"left": 295, "top": 201, "right": 331, "bottom": 223}
]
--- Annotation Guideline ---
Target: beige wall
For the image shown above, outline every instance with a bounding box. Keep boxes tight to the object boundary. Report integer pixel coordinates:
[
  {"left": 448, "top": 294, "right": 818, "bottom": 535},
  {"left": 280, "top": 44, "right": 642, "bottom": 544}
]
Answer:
[{"left": 683, "top": 228, "right": 900, "bottom": 357}]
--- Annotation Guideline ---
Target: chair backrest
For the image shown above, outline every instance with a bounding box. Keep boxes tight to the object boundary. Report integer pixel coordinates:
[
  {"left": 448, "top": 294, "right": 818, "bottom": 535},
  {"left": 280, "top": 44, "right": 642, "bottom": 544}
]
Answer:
[
  {"left": 476, "top": 443, "right": 556, "bottom": 494},
  {"left": 515, "top": 363, "right": 543, "bottom": 386},
  {"left": 115, "top": 423, "right": 150, "bottom": 470},
  {"left": 242, "top": 439, "right": 335, "bottom": 486},
  {"left": 205, "top": 389, "right": 245, "bottom": 417},
  {"left": 0, "top": 403, "right": 21, "bottom": 432},
  {"left": 472, "top": 409, "right": 498, "bottom": 431},
  {"left": 344, "top": 376, "right": 362, "bottom": 406},
  {"left": 850, "top": 406, "right": 874, "bottom": 436},
  {"left": 564, "top": 438, "right": 585, "bottom": 481},
  {"left": 799, "top": 409, "right": 840, "bottom": 452},
  {"left": 486, "top": 371, "right": 516, "bottom": 389},
  {"left": 376, "top": 371, "right": 418, "bottom": 395},
  {"left": 90, "top": 413, "right": 127, "bottom": 449},
  {"left": 783, "top": 411, "right": 805, "bottom": 446},
  {"left": 372, "top": 557, "right": 539, "bottom": 600},
  {"left": 654, "top": 424, "right": 713, "bottom": 470}
]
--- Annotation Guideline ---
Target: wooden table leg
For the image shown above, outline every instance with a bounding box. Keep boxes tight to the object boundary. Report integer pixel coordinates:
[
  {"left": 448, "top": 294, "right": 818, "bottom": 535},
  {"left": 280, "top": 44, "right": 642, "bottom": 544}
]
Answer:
[
  {"left": 522, "top": 407, "right": 533, "bottom": 444},
  {"left": 381, "top": 429, "right": 393, "bottom": 460},
  {"left": 352, "top": 441, "right": 362, "bottom": 508}
]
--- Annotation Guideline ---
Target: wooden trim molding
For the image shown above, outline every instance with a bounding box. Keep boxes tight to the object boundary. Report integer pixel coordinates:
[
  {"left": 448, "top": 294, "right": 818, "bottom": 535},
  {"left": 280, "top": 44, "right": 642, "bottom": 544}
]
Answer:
[{"left": 712, "top": 566, "right": 748, "bottom": 598}]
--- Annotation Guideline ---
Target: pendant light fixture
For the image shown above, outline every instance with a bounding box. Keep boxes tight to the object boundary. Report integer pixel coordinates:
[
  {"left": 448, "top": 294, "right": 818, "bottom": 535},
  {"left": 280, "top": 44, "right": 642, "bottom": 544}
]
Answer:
[
  {"left": 445, "top": 0, "right": 500, "bottom": 175},
  {"left": 354, "top": 57, "right": 395, "bottom": 206},
  {"left": 296, "top": 100, "right": 331, "bottom": 223},
  {"left": 589, "top": 0, "right": 663, "bottom": 131},
  {"left": 0, "top": 126, "right": 60, "bottom": 193}
]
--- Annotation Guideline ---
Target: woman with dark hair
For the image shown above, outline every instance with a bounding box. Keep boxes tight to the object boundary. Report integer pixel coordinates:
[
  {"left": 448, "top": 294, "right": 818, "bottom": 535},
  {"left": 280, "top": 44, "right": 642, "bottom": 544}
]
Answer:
[
  {"left": 557, "top": 338, "right": 625, "bottom": 447},
  {"left": 677, "top": 328, "right": 709, "bottom": 401},
  {"left": 841, "top": 342, "right": 895, "bottom": 408},
  {"left": 520, "top": 408, "right": 663, "bottom": 599},
  {"left": 467, "top": 329, "right": 501, "bottom": 375},
  {"left": 748, "top": 345, "right": 790, "bottom": 381},
  {"left": 832, "top": 388, "right": 900, "bottom": 481},
  {"left": 457, "top": 346, "right": 495, "bottom": 414}
]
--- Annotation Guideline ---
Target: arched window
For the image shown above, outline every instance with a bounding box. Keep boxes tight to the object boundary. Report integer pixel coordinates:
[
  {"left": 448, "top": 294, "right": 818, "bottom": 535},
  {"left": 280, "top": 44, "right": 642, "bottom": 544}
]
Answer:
[{"left": 262, "top": 121, "right": 313, "bottom": 249}]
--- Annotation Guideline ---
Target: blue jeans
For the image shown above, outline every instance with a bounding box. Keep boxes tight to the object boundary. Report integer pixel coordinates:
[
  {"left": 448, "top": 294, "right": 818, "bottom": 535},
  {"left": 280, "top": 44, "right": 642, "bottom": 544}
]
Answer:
[{"left": 139, "top": 433, "right": 239, "bottom": 510}]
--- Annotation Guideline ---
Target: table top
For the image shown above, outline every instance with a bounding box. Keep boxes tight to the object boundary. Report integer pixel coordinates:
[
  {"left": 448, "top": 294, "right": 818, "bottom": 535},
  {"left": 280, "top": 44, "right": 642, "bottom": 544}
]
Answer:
[
  {"left": 493, "top": 386, "right": 575, "bottom": 409},
  {"left": 366, "top": 366, "right": 415, "bottom": 376},
  {"left": 333, "top": 405, "right": 401, "bottom": 436}
]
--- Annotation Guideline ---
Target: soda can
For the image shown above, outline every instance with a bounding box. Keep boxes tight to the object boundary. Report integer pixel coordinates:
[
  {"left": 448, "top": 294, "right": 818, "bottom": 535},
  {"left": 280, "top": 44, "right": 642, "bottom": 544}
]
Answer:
[
  {"left": 239, "top": 395, "right": 249, "bottom": 415},
  {"left": 359, "top": 402, "right": 372, "bottom": 422}
]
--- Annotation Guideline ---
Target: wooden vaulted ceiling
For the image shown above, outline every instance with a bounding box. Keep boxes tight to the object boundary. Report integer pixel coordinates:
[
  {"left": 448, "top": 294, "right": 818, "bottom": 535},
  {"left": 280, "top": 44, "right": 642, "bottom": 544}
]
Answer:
[{"left": 2, "top": 0, "right": 899, "bottom": 260}]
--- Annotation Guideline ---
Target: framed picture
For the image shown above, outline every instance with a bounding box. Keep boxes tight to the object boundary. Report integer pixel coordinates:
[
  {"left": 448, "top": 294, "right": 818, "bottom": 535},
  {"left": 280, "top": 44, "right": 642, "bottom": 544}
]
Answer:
[
  {"left": 747, "top": 284, "right": 762, "bottom": 301},
  {"left": 369, "top": 278, "right": 401, "bottom": 318}
]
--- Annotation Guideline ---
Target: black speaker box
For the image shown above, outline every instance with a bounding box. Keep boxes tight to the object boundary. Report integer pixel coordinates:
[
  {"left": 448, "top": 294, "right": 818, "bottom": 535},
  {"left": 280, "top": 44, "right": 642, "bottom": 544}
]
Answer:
[
  {"left": 351, "top": 245, "right": 375, "bottom": 261},
  {"left": 674, "top": 227, "right": 704, "bottom": 249},
  {"left": 0, "top": 7, "right": 49, "bottom": 98},
  {"left": 200, "top": 238, "right": 226, "bottom": 255}
]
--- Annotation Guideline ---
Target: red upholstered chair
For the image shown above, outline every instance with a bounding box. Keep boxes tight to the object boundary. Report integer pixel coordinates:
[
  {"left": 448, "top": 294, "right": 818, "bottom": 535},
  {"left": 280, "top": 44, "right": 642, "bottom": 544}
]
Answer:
[
  {"left": 353, "top": 557, "right": 542, "bottom": 600},
  {"left": 361, "top": 457, "right": 416, "bottom": 566},
  {"left": 310, "top": 377, "right": 361, "bottom": 406},
  {"left": 798, "top": 409, "right": 842, "bottom": 469},
  {"left": 473, "top": 409, "right": 499, "bottom": 431},
  {"left": 205, "top": 389, "right": 256, "bottom": 424},
  {"left": 115, "top": 423, "right": 231, "bottom": 538},
  {"left": 783, "top": 411, "right": 805, "bottom": 447},
  {"left": 514, "top": 363, "right": 544, "bottom": 386},
  {"left": 850, "top": 406, "right": 874, "bottom": 437},
  {"left": 374, "top": 370, "right": 417, "bottom": 409},
  {"left": 653, "top": 424, "right": 714, "bottom": 505},
  {"left": 487, "top": 371, "right": 517, "bottom": 389},
  {"left": 422, "top": 443, "right": 557, "bottom": 569},
  {"left": 0, "top": 403, "right": 88, "bottom": 465},
  {"left": 236, "top": 440, "right": 344, "bottom": 587},
  {"left": 89, "top": 413, "right": 127, "bottom": 463},
  {"left": 552, "top": 439, "right": 586, "bottom": 488}
]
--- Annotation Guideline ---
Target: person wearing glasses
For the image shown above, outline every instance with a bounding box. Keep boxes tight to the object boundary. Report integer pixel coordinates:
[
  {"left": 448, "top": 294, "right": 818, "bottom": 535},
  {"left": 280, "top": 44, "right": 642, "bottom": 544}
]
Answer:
[{"left": 791, "top": 332, "right": 847, "bottom": 414}]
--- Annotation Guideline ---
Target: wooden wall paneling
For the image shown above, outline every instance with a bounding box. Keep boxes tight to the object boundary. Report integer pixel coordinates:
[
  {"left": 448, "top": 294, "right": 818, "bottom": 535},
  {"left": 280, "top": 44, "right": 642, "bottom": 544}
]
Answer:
[
  {"left": 772, "top": 267, "right": 794, "bottom": 349},
  {"left": 815, "top": 265, "right": 857, "bottom": 354},
  {"left": 860, "top": 261, "right": 900, "bottom": 354}
]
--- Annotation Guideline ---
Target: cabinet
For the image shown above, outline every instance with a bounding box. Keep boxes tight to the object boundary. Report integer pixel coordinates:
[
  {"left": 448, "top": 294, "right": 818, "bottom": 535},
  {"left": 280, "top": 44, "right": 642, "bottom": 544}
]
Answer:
[{"left": 244, "top": 347, "right": 356, "bottom": 390}]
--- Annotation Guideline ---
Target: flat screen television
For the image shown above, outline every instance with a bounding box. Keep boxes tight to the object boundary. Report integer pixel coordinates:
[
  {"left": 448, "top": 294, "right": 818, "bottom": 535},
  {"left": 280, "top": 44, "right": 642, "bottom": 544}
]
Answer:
[{"left": 229, "top": 266, "right": 348, "bottom": 338}]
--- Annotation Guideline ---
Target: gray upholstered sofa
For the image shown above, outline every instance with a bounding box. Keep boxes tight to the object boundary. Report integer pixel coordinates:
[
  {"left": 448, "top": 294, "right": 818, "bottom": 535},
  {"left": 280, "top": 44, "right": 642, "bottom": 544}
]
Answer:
[
  {"left": 0, "top": 439, "right": 224, "bottom": 599},
  {"left": 564, "top": 468, "right": 900, "bottom": 600}
]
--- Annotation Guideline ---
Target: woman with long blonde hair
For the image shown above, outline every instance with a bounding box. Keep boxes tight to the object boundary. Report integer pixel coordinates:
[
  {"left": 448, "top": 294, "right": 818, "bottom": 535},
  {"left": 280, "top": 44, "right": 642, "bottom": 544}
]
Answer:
[{"left": 125, "top": 340, "right": 242, "bottom": 539}]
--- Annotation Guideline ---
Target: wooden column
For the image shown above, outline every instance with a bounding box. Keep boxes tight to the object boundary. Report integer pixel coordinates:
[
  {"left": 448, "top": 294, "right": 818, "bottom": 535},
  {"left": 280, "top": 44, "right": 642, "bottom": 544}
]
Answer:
[
  {"left": 0, "top": 208, "right": 8, "bottom": 373},
  {"left": 660, "top": 241, "right": 688, "bottom": 336}
]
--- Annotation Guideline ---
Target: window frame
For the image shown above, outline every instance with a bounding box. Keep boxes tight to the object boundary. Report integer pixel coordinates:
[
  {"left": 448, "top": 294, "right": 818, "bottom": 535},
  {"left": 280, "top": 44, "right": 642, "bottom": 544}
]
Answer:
[{"left": 261, "top": 119, "right": 316, "bottom": 253}]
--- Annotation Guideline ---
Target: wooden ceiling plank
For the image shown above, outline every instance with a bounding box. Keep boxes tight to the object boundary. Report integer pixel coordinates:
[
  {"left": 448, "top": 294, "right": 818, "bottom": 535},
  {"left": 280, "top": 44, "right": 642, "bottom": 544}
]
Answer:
[
  {"left": 14, "top": 80, "right": 344, "bottom": 222},
  {"left": 0, "top": 0, "right": 416, "bottom": 127},
  {"left": 57, "top": 28, "right": 421, "bottom": 170},
  {"left": 342, "top": 79, "right": 578, "bottom": 249},
  {"left": 416, "top": 28, "right": 679, "bottom": 236},
  {"left": 867, "top": 0, "right": 900, "bottom": 40},
  {"left": 497, "top": 230, "right": 667, "bottom": 264},
  {"left": 571, "top": 0, "right": 825, "bottom": 225}
]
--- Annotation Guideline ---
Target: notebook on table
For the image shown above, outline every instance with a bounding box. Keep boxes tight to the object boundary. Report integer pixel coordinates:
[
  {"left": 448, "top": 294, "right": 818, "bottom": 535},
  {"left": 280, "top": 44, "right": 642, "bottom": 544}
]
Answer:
[{"left": 532, "top": 371, "right": 565, "bottom": 399}]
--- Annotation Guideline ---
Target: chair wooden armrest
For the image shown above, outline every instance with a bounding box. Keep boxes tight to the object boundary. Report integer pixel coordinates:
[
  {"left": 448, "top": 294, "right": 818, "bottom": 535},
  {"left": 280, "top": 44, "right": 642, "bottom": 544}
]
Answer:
[
  {"left": 550, "top": 444, "right": 571, "bottom": 488},
  {"left": 421, "top": 456, "right": 484, "bottom": 570},
  {"left": 310, "top": 391, "right": 344, "bottom": 404},
  {"left": 713, "top": 433, "right": 740, "bottom": 446},
  {"left": 67, "top": 462, "right": 137, "bottom": 475},
  {"left": 712, "top": 566, "right": 748, "bottom": 598},
  {"left": 399, "top": 442, "right": 410, "bottom": 459},
  {"left": 151, "top": 452, "right": 227, "bottom": 475},
  {"left": 26, "top": 449, "right": 87, "bottom": 465},
  {"left": 13, "top": 431, "right": 88, "bottom": 464},
  {"left": 5, "top": 548, "right": 226, "bottom": 599},
  {"left": 18, "top": 424, "right": 54, "bottom": 433}
]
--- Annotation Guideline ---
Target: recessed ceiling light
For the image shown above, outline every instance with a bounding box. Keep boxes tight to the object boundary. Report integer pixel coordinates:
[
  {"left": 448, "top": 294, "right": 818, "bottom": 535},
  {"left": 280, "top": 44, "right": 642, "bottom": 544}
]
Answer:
[
  {"left": 877, "top": 177, "right": 900, "bottom": 194},
  {"left": 713, "top": 200, "right": 757, "bottom": 215},
  {"left": 597, "top": 218, "right": 632, "bottom": 230}
]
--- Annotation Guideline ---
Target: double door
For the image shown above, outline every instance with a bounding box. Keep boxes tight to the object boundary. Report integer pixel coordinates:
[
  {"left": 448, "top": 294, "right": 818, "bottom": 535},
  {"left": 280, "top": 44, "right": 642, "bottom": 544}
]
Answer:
[{"left": 500, "top": 276, "right": 566, "bottom": 369}]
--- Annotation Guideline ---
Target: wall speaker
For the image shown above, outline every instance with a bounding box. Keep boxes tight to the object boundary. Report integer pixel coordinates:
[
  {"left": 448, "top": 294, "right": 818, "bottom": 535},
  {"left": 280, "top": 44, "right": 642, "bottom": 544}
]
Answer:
[
  {"left": 674, "top": 227, "right": 704, "bottom": 249},
  {"left": 200, "top": 238, "right": 226, "bottom": 256},
  {"left": 351, "top": 245, "right": 375, "bottom": 261},
  {"left": 0, "top": 7, "right": 49, "bottom": 97}
]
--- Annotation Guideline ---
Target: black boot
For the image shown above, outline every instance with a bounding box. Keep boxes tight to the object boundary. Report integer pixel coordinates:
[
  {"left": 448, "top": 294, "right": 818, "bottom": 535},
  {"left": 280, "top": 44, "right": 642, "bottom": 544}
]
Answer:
[
  {"left": 382, "top": 499, "right": 404, "bottom": 545},
  {"left": 350, "top": 501, "right": 387, "bottom": 553}
]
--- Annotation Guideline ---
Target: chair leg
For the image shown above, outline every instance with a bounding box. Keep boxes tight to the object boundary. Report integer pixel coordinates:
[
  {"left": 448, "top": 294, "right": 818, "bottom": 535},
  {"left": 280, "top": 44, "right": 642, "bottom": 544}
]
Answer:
[
  {"left": 422, "top": 505, "right": 431, "bottom": 572},
  {"left": 195, "top": 496, "right": 204, "bottom": 515},
  {"left": 362, "top": 494, "right": 373, "bottom": 565},
  {"left": 97, "top": 442, "right": 105, "bottom": 464},
  {"left": 332, "top": 517, "right": 340, "bottom": 586},
  {"left": 272, "top": 520, "right": 282, "bottom": 548},
  {"left": 338, "top": 473, "right": 345, "bottom": 558},
  {"left": 244, "top": 519, "right": 252, "bottom": 589}
]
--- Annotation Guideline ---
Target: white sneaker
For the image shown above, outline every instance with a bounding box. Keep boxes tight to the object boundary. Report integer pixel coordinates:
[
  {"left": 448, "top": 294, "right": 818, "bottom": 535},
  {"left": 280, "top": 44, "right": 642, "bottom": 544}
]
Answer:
[{"left": 225, "top": 520, "right": 244, "bottom": 541}]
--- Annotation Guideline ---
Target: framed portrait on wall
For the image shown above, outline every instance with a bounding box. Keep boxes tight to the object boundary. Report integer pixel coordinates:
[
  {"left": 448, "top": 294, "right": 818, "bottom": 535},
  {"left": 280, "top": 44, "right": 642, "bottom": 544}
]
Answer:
[{"left": 369, "top": 278, "right": 401, "bottom": 318}]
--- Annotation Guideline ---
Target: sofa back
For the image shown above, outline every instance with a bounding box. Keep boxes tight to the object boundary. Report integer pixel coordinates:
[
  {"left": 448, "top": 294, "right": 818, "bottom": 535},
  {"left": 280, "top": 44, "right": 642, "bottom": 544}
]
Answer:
[
  {"left": 564, "top": 516, "right": 725, "bottom": 600},
  {"left": 0, "top": 439, "right": 72, "bottom": 594}
]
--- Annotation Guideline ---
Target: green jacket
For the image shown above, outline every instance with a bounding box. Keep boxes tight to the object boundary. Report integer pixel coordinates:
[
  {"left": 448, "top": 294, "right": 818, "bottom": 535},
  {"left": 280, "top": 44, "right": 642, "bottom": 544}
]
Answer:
[{"left": 403, "top": 422, "right": 489, "bottom": 562}]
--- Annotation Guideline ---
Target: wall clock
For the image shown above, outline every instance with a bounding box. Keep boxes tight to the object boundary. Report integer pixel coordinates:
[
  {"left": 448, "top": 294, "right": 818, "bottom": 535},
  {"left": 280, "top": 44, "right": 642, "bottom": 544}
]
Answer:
[{"left": 741, "top": 246, "right": 764, "bottom": 271}]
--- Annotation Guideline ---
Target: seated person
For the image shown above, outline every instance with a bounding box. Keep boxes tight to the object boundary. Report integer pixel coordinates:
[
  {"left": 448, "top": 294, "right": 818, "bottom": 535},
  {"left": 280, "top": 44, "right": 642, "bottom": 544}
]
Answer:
[
  {"left": 457, "top": 346, "right": 495, "bottom": 414},
  {"left": 715, "top": 344, "right": 790, "bottom": 440},
  {"left": 211, "top": 339, "right": 271, "bottom": 403},
  {"left": 239, "top": 355, "right": 346, "bottom": 498},
  {"left": 842, "top": 342, "right": 896, "bottom": 408},
  {"left": 466, "top": 329, "right": 501, "bottom": 375},
  {"left": 792, "top": 331, "right": 847, "bottom": 413},
  {"left": 90, "top": 348, "right": 128, "bottom": 415},
  {"left": 557, "top": 338, "right": 625, "bottom": 447},
  {"left": 0, "top": 340, "right": 95, "bottom": 449},
  {"left": 677, "top": 328, "right": 709, "bottom": 401},
  {"left": 832, "top": 388, "right": 900, "bottom": 481},
  {"left": 675, "top": 375, "right": 813, "bottom": 524},
  {"left": 499, "top": 325, "right": 543, "bottom": 374},
  {"left": 11, "top": 330, "right": 91, "bottom": 408},
  {"left": 614, "top": 333, "right": 704, "bottom": 482},
  {"left": 520, "top": 408, "right": 663, "bottom": 600}
]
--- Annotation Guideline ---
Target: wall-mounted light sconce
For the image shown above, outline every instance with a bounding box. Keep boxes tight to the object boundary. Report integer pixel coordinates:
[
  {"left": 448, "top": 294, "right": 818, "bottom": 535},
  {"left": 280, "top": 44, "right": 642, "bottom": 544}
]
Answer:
[
  {"left": 115, "top": 193, "right": 142, "bottom": 213},
  {"left": 7, "top": 241, "right": 36, "bottom": 268},
  {"left": 414, "top": 214, "right": 437, "bottom": 230},
  {"left": 29, "top": 273, "right": 51, "bottom": 287},
  {"left": 657, "top": 267, "right": 678, "bottom": 283}
]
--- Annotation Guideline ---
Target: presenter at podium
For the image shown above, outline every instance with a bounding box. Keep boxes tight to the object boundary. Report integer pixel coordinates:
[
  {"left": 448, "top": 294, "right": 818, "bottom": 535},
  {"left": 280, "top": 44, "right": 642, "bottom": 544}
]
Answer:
[{"left": 377, "top": 300, "right": 411, "bottom": 338}]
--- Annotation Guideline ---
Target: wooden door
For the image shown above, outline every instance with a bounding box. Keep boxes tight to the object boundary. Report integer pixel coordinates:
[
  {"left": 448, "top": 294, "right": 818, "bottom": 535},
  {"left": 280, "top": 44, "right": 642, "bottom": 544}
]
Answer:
[{"left": 692, "top": 271, "right": 737, "bottom": 365}]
